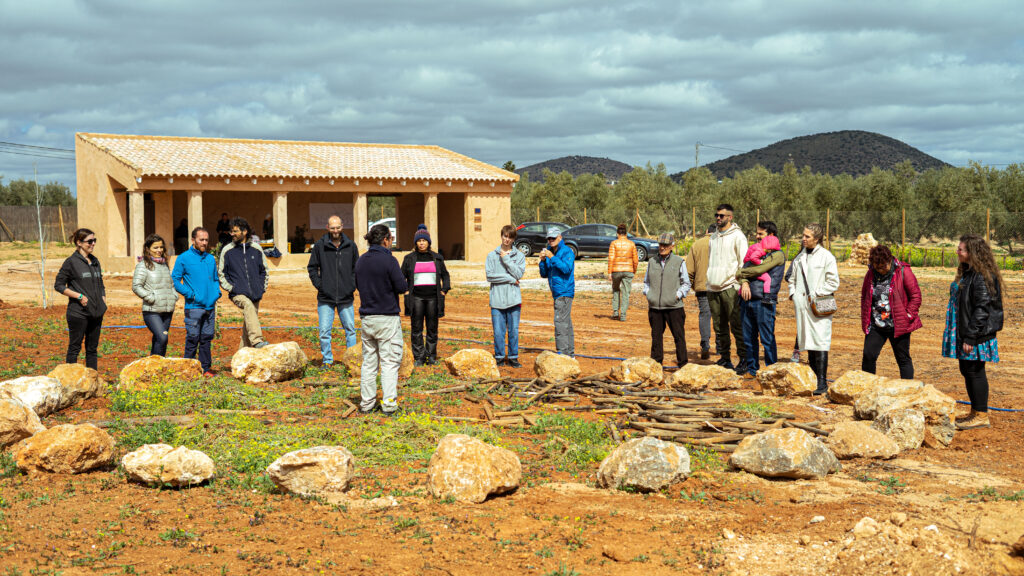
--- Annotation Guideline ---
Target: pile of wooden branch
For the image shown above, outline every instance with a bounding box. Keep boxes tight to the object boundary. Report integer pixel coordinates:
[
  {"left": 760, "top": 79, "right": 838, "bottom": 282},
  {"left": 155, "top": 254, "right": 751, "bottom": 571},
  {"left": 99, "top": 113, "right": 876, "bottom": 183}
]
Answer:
[{"left": 435, "top": 373, "right": 828, "bottom": 451}]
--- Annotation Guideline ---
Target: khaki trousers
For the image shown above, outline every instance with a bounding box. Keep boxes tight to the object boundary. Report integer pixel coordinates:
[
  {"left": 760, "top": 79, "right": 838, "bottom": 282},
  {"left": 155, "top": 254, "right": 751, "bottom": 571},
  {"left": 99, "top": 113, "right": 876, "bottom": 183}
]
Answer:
[{"left": 230, "top": 294, "right": 265, "bottom": 349}]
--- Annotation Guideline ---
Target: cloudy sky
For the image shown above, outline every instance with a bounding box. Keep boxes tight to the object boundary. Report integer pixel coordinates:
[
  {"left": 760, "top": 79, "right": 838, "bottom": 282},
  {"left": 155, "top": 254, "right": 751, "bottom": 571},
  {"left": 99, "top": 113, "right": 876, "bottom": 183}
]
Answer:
[{"left": 1, "top": 0, "right": 1021, "bottom": 192}]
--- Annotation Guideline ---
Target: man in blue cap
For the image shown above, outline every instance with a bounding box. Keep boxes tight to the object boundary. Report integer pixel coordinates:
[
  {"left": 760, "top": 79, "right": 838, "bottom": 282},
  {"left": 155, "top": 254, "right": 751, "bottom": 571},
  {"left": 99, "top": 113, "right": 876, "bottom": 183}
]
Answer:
[{"left": 538, "top": 228, "right": 575, "bottom": 357}]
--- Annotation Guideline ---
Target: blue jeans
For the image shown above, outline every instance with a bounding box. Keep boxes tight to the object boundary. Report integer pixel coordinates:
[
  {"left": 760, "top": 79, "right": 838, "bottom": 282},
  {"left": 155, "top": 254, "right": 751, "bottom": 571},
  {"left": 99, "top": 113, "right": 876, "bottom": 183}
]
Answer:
[
  {"left": 142, "top": 311, "right": 173, "bottom": 356},
  {"left": 183, "top": 308, "right": 216, "bottom": 372},
  {"left": 317, "top": 302, "right": 357, "bottom": 364},
  {"left": 740, "top": 298, "right": 778, "bottom": 375},
  {"left": 491, "top": 305, "right": 521, "bottom": 360}
]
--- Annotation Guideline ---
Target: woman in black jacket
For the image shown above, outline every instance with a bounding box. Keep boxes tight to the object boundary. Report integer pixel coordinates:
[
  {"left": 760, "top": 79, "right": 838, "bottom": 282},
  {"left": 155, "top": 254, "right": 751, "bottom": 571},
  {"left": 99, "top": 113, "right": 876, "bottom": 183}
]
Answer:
[
  {"left": 942, "top": 234, "right": 1004, "bottom": 430},
  {"left": 401, "top": 225, "right": 451, "bottom": 366},
  {"left": 54, "top": 228, "right": 107, "bottom": 369}
]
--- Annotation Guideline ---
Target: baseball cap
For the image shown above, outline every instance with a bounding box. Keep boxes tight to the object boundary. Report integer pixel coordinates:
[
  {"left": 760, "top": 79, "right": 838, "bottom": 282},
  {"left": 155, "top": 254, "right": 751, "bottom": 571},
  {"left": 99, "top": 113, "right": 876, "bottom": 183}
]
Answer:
[{"left": 545, "top": 228, "right": 560, "bottom": 239}]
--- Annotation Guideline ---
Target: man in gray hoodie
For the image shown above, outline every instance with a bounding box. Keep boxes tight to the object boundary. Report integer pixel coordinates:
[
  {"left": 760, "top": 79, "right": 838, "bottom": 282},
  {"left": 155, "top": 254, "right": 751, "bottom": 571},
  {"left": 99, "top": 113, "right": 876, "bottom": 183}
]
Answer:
[
  {"left": 486, "top": 225, "right": 527, "bottom": 367},
  {"left": 706, "top": 204, "right": 748, "bottom": 371}
]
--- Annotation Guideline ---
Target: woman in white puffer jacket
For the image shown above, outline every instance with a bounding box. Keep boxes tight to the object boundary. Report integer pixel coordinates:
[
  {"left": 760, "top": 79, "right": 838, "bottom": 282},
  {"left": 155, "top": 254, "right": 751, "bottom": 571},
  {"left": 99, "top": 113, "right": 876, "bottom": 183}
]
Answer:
[{"left": 132, "top": 234, "right": 179, "bottom": 356}]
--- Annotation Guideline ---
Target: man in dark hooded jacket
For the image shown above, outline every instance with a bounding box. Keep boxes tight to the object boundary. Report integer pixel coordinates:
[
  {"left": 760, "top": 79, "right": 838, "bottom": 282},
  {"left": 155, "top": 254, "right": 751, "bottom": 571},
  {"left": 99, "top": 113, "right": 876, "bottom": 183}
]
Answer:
[
  {"left": 218, "top": 217, "right": 270, "bottom": 350},
  {"left": 307, "top": 215, "right": 360, "bottom": 366}
]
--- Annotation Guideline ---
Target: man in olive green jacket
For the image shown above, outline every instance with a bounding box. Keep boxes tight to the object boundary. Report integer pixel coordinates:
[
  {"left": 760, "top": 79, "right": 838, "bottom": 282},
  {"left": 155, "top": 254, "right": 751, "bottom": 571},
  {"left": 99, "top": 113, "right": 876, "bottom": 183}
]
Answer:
[{"left": 685, "top": 224, "right": 717, "bottom": 360}]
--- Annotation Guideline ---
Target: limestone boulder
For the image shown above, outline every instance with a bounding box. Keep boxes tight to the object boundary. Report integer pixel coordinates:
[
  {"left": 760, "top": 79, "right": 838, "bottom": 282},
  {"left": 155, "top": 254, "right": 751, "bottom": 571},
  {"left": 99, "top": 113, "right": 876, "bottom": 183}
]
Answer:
[
  {"left": 0, "top": 396, "right": 45, "bottom": 449},
  {"left": 829, "top": 370, "right": 886, "bottom": 405},
  {"left": 729, "top": 428, "right": 840, "bottom": 480},
  {"left": 266, "top": 446, "right": 355, "bottom": 497},
  {"left": 854, "top": 380, "right": 956, "bottom": 447},
  {"left": 871, "top": 408, "right": 925, "bottom": 451},
  {"left": 666, "top": 363, "right": 741, "bottom": 392},
  {"left": 342, "top": 341, "right": 414, "bottom": 380},
  {"left": 119, "top": 356, "right": 203, "bottom": 390},
  {"left": 427, "top": 434, "right": 521, "bottom": 503},
  {"left": 848, "top": 233, "right": 878, "bottom": 267},
  {"left": 826, "top": 421, "right": 900, "bottom": 460},
  {"left": 0, "top": 376, "right": 64, "bottom": 416},
  {"left": 756, "top": 362, "right": 817, "bottom": 397},
  {"left": 596, "top": 437, "right": 690, "bottom": 492},
  {"left": 122, "top": 444, "right": 216, "bottom": 487},
  {"left": 14, "top": 424, "right": 114, "bottom": 474},
  {"left": 533, "top": 351, "right": 581, "bottom": 382},
  {"left": 231, "top": 341, "right": 309, "bottom": 384},
  {"left": 47, "top": 364, "right": 106, "bottom": 409},
  {"left": 444, "top": 349, "right": 501, "bottom": 381},
  {"left": 609, "top": 357, "right": 664, "bottom": 386}
]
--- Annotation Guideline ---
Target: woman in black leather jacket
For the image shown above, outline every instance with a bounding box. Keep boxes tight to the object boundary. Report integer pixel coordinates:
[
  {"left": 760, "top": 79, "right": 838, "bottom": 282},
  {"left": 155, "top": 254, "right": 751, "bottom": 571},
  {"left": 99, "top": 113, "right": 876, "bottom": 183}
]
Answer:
[{"left": 941, "top": 234, "right": 1004, "bottom": 430}]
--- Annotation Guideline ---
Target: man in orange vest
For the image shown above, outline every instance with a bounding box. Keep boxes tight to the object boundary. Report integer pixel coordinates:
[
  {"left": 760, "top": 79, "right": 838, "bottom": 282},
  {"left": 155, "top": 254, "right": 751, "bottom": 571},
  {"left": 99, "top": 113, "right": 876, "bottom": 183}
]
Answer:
[{"left": 607, "top": 223, "right": 639, "bottom": 321}]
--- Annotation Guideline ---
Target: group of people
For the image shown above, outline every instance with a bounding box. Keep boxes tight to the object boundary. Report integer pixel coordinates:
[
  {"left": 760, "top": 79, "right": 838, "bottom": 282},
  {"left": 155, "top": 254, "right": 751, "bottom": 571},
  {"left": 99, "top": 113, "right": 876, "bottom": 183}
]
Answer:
[{"left": 54, "top": 206, "right": 1004, "bottom": 429}]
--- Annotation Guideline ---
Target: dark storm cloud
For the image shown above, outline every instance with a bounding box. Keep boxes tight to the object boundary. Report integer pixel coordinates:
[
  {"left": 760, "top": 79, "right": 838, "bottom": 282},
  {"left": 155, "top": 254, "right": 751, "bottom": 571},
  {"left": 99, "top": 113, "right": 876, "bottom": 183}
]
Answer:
[{"left": 0, "top": 0, "right": 1021, "bottom": 191}]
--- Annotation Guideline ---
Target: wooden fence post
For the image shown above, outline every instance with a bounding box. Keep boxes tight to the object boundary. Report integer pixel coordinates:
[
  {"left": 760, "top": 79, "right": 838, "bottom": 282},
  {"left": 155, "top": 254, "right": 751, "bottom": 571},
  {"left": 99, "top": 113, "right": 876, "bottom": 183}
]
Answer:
[
  {"left": 901, "top": 208, "right": 906, "bottom": 248},
  {"left": 57, "top": 206, "right": 66, "bottom": 241},
  {"left": 986, "top": 209, "right": 991, "bottom": 243},
  {"left": 941, "top": 247, "right": 945, "bottom": 268},
  {"left": 584, "top": 207, "right": 587, "bottom": 224},
  {"left": 825, "top": 208, "right": 830, "bottom": 250},
  {"left": 536, "top": 206, "right": 540, "bottom": 221},
  {"left": 692, "top": 206, "right": 696, "bottom": 239}
]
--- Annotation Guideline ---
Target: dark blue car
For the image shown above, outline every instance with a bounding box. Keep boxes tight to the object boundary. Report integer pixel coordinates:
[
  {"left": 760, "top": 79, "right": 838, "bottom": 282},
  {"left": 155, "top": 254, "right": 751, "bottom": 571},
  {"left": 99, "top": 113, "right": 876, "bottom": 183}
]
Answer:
[{"left": 560, "top": 224, "right": 658, "bottom": 261}]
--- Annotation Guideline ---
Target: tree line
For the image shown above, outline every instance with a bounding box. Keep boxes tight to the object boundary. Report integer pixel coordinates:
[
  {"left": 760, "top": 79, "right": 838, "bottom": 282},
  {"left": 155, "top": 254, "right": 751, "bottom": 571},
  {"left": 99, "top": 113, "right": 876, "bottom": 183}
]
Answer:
[
  {"left": 0, "top": 176, "right": 75, "bottom": 206},
  {"left": 511, "top": 161, "right": 1024, "bottom": 245}
]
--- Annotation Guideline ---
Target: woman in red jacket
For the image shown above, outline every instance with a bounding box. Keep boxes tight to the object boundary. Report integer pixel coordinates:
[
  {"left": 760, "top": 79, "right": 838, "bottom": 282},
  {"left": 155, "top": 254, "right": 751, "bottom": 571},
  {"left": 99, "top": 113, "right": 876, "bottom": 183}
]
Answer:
[{"left": 860, "top": 245, "right": 922, "bottom": 379}]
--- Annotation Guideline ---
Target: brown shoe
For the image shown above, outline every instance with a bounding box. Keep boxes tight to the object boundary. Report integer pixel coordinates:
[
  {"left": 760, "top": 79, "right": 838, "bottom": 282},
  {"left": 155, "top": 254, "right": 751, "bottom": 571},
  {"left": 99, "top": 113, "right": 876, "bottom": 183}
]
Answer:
[
  {"left": 700, "top": 347, "right": 710, "bottom": 360},
  {"left": 957, "top": 412, "right": 991, "bottom": 430},
  {"left": 955, "top": 410, "right": 975, "bottom": 424}
]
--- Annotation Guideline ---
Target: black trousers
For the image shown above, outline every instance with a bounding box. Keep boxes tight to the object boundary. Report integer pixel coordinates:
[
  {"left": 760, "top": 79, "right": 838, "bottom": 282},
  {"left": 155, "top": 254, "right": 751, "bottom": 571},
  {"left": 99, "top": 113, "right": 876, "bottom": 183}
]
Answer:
[
  {"left": 67, "top": 312, "right": 103, "bottom": 369},
  {"left": 410, "top": 296, "right": 438, "bottom": 361},
  {"left": 649, "top": 307, "right": 687, "bottom": 367},
  {"left": 862, "top": 326, "right": 914, "bottom": 379},
  {"left": 959, "top": 359, "right": 988, "bottom": 412}
]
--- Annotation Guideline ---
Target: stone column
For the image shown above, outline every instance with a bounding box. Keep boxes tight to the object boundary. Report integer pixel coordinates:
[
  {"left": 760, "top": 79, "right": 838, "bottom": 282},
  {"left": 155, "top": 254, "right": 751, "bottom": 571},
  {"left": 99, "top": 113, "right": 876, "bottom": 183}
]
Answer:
[
  {"left": 153, "top": 191, "right": 174, "bottom": 255},
  {"left": 187, "top": 190, "right": 203, "bottom": 237},
  {"left": 273, "top": 191, "right": 288, "bottom": 253},
  {"left": 353, "top": 192, "right": 368, "bottom": 253},
  {"left": 424, "top": 192, "right": 438, "bottom": 246},
  {"left": 128, "top": 190, "right": 144, "bottom": 261}
]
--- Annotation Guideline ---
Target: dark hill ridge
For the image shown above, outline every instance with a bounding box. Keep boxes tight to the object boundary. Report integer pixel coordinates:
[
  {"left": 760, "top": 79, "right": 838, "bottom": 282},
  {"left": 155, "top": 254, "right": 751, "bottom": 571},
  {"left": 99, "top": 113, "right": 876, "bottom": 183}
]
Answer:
[
  {"left": 516, "top": 156, "right": 633, "bottom": 182},
  {"left": 677, "top": 130, "right": 949, "bottom": 180}
]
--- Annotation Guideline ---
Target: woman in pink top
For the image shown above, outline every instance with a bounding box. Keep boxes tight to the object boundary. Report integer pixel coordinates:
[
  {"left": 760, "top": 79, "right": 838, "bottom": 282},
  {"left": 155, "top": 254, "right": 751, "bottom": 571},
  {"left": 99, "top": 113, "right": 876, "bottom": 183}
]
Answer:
[{"left": 401, "top": 225, "right": 451, "bottom": 366}]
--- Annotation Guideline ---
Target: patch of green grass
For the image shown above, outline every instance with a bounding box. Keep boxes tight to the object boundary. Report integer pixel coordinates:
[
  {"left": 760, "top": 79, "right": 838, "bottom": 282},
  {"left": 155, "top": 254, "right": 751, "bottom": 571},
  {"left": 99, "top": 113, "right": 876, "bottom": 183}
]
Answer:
[
  {"left": 109, "top": 376, "right": 287, "bottom": 416},
  {"left": 685, "top": 444, "right": 726, "bottom": 472},
  {"left": 106, "top": 419, "right": 182, "bottom": 452},
  {"left": 734, "top": 401, "right": 775, "bottom": 418},
  {"left": 0, "top": 452, "right": 19, "bottom": 480},
  {"left": 0, "top": 359, "right": 37, "bottom": 379},
  {"left": 857, "top": 474, "right": 907, "bottom": 495},
  {"left": 340, "top": 412, "right": 501, "bottom": 467},
  {"left": 530, "top": 413, "right": 614, "bottom": 473},
  {"left": 159, "top": 527, "right": 198, "bottom": 546},
  {"left": 542, "top": 563, "right": 581, "bottom": 576},
  {"left": 966, "top": 486, "right": 1024, "bottom": 501}
]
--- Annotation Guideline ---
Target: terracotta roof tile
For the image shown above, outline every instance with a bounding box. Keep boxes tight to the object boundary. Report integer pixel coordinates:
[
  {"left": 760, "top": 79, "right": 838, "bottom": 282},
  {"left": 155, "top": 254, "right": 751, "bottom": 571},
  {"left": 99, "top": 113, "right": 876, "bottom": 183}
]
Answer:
[{"left": 77, "top": 133, "right": 518, "bottom": 182}]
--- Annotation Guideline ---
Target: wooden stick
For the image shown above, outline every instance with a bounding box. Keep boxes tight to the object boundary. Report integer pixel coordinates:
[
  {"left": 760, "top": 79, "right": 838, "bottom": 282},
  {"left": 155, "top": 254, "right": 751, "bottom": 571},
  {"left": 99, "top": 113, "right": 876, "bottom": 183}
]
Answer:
[
  {"left": 342, "top": 406, "right": 357, "bottom": 418},
  {"left": 87, "top": 415, "right": 194, "bottom": 428},
  {"left": 784, "top": 421, "right": 829, "bottom": 436},
  {"left": 488, "top": 417, "right": 525, "bottom": 427},
  {"left": 526, "top": 382, "right": 557, "bottom": 405},
  {"left": 482, "top": 404, "right": 495, "bottom": 421},
  {"left": 421, "top": 384, "right": 469, "bottom": 395}
]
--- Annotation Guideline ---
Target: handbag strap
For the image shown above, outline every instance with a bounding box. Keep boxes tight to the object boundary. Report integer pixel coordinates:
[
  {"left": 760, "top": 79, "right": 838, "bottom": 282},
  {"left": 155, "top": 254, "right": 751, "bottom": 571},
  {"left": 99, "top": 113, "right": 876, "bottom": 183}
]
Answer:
[{"left": 798, "top": 255, "right": 812, "bottom": 298}]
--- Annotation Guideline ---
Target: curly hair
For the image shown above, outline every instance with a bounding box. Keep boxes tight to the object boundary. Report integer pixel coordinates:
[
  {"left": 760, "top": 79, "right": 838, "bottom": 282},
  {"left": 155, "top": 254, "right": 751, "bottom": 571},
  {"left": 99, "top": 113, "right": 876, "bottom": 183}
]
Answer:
[
  {"left": 955, "top": 234, "right": 1004, "bottom": 292},
  {"left": 868, "top": 245, "right": 893, "bottom": 271}
]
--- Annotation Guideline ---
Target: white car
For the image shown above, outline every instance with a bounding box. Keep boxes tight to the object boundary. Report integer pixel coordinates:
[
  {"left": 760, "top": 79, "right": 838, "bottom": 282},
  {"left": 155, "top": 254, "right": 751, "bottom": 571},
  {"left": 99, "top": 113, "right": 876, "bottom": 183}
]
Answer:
[{"left": 368, "top": 217, "right": 398, "bottom": 247}]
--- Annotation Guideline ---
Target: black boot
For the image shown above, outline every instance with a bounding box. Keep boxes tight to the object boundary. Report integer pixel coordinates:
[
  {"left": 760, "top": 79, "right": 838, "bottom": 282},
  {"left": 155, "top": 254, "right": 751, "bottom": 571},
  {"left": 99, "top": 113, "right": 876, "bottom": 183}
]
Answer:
[{"left": 812, "top": 351, "right": 829, "bottom": 395}]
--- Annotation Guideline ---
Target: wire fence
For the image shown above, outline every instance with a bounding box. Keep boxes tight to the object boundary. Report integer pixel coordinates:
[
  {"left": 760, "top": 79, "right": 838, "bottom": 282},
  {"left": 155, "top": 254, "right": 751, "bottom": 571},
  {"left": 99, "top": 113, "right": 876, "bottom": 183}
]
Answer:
[
  {"left": 0, "top": 206, "right": 77, "bottom": 243},
  {"left": 526, "top": 209, "right": 1024, "bottom": 270}
]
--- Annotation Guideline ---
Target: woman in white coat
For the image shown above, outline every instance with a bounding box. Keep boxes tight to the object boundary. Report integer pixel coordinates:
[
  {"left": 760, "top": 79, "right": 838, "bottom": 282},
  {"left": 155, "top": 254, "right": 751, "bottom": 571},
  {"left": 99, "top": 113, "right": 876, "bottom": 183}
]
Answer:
[{"left": 789, "top": 223, "right": 840, "bottom": 395}]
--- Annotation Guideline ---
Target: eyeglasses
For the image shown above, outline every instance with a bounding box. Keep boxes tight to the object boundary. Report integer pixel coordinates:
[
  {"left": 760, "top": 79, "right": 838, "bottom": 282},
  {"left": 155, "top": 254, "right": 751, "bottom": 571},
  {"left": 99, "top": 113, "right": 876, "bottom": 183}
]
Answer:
[
  {"left": 714, "top": 213, "right": 729, "bottom": 219},
  {"left": 84, "top": 238, "right": 97, "bottom": 244}
]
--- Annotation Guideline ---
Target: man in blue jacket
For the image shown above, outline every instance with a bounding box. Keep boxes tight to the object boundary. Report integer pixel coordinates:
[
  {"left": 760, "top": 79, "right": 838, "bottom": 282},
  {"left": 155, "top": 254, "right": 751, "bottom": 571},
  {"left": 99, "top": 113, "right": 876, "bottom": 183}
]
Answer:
[
  {"left": 218, "top": 217, "right": 270, "bottom": 350},
  {"left": 354, "top": 224, "right": 409, "bottom": 414},
  {"left": 538, "top": 228, "right": 575, "bottom": 357},
  {"left": 172, "top": 227, "right": 221, "bottom": 376}
]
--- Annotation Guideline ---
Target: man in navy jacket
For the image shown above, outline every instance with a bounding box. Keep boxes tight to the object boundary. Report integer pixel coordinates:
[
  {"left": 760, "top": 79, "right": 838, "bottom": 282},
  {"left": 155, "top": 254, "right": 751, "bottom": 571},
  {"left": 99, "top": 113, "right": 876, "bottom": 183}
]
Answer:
[
  {"left": 307, "top": 215, "right": 359, "bottom": 366},
  {"left": 538, "top": 229, "right": 576, "bottom": 356},
  {"left": 354, "top": 224, "right": 408, "bottom": 414},
  {"left": 218, "top": 217, "right": 270, "bottom": 350}
]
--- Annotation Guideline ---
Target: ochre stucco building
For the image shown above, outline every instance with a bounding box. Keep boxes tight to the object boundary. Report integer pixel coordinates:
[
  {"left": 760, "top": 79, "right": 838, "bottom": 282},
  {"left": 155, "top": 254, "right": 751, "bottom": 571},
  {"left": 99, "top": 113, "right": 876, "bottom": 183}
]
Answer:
[{"left": 75, "top": 133, "right": 517, "bottom": 272}]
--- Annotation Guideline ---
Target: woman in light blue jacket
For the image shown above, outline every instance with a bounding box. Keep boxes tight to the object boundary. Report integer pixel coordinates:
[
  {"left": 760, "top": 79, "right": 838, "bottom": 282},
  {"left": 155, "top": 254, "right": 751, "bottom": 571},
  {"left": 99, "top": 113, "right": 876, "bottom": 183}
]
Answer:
[
  {"left": 486, "top": 225, "right": 527, "bottom": 367},
  {"left": 132, "top": 234, "right": 178, "bottom": 356}
]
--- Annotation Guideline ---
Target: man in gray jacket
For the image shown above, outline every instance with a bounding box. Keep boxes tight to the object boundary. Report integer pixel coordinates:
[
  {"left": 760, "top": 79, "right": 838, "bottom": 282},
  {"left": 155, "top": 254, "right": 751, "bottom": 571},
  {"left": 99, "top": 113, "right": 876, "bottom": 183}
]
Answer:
[
  {"left": 643, "top": 233, "right": 690, "bottom": 367},
  {"left": 486, "top": 225, "right": 527, "bottom": 367}
]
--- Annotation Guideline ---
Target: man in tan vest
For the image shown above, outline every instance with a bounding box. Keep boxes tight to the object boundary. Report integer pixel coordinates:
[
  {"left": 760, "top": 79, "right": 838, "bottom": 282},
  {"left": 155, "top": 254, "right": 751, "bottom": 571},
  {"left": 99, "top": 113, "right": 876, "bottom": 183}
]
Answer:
[{"left": 644, "top": 233, "right": 690, "bottom": 367}]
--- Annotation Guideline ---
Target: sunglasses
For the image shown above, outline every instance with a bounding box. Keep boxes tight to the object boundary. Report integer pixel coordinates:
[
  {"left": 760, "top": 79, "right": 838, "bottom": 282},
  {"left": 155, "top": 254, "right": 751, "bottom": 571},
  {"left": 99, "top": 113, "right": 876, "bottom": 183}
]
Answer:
[
  {"left": 715, "top": 213, "right": 730, "bottom": 219},
  {"left": 84, "top": 238, "right": 97, "bottom": 244}
]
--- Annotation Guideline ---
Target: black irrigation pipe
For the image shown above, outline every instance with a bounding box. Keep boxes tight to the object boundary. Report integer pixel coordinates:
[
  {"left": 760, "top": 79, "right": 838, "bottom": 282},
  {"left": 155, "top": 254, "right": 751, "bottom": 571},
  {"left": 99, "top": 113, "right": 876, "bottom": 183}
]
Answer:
[{"left": 89, "top": 325, "right": 1024, "bottom": 412}]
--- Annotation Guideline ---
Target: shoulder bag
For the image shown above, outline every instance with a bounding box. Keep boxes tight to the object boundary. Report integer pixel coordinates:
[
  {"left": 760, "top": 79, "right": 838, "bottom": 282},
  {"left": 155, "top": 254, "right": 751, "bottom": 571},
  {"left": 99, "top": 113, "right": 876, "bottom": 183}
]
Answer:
[{"left": 799, "top": 258, "right": 837, "bottom": 317}]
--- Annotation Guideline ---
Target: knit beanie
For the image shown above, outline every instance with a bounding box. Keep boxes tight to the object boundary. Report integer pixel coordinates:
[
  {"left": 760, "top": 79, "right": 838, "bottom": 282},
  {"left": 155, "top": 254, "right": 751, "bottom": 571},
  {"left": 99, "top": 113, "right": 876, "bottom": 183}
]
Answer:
[{"left": 414, "top": 224, "right": 431, "bottom": 246}]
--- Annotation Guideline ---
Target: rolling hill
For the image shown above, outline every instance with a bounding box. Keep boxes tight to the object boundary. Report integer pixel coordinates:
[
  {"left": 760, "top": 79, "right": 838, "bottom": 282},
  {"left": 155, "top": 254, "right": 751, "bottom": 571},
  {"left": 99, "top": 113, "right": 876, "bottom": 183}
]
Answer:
[{"left": 515, "top": 156, "right": 633, "bottom": 182}]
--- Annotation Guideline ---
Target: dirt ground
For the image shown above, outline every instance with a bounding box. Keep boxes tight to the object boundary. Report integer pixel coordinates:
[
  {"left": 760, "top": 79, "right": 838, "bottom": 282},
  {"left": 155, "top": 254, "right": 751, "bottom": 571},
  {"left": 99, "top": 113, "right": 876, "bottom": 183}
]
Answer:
[{"left": 1, "top": 248, "right": 1023, "bottom": 575}]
